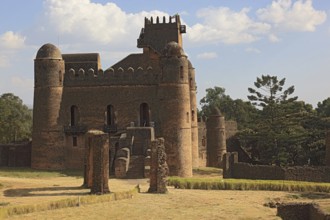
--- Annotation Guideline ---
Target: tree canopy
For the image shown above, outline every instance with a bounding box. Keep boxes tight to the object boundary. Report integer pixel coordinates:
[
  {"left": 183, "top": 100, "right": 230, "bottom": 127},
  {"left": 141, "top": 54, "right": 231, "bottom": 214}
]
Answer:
[
  {"left": 0, "top": 93, "right": 32, "bottom": 143},
  {"left": 201, "top": 75, "right": 329, "bottom": 166},
  {"left": 199, "top": 86, "right": 257, "bottom": 129}
]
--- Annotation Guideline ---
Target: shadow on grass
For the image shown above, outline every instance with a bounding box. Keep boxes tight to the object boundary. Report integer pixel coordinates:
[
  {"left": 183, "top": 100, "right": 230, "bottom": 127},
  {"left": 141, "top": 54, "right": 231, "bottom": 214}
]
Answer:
[
  {"left": 0, "top": 167, "right": 83, "bottom": 178},
  {"left": 4, "top": 186, "right": 89, "bottom": 197},
  {"left": 193, "top": 167, "right": 222, "bottom": 177},
  {"left": 299, "top": 192, "right": 330, "bottom": 200}
]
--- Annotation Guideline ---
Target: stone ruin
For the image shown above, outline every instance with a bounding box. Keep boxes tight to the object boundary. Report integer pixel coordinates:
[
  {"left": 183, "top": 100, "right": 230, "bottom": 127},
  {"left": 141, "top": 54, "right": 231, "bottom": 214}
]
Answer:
[
  {"left": 148, "top": 138, "right": 168, "bottom": 193},
  {"left": 83, "top": 130, "right": 110, "bottom": 194}
]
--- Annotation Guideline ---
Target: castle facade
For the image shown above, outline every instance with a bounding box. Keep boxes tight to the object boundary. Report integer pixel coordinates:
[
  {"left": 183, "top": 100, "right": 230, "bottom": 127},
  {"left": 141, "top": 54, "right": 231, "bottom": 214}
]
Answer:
[{"left": 31, "top": 15, "right": 198, "bottom": 177}]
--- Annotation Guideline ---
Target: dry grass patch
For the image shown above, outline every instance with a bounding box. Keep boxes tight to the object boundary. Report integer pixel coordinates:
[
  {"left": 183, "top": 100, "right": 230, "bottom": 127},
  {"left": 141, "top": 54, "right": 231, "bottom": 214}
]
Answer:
[{"left": 168, "top": 177, "right": 330, "bottom": 192}]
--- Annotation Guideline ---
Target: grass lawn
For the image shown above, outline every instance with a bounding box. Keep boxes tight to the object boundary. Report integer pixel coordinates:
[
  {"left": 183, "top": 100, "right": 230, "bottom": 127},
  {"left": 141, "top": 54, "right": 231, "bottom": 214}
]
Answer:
[{"left": 1, "top": 167, "right": 330, "bottom": 219}]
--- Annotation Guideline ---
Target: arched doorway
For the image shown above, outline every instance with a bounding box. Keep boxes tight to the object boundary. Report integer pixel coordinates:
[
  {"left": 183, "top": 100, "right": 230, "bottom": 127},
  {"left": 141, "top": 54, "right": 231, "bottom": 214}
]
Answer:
[{"left": 140, "top": 103, "right": 150, "bottom": 126}]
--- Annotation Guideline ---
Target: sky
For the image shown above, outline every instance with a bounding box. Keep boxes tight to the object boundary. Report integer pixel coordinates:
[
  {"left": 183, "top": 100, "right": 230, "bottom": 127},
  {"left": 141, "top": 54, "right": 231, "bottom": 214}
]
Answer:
[{"left": 1, "top": 0, "right": 330, "bottom": 108}]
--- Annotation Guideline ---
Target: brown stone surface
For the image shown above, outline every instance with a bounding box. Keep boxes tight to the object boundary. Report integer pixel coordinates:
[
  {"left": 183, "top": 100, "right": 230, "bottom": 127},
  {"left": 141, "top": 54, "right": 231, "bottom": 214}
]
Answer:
[
  {"left": 0, "top": 142, "right": 31, "bottom": 167},
  {"left": 206, "top": 107, "right": 227, "bottom": 168},
  {"left": 224, "top": 152, "right": 330, "bottom": 182},
  {"left": 148, "top": 138, "right": 168, "bottom": 193},
  {"left": 84, "top": 131, "right": 110, "bottom": 194},
  {"left": 31, "top": 15, "right": 195, "bottom": 177}
]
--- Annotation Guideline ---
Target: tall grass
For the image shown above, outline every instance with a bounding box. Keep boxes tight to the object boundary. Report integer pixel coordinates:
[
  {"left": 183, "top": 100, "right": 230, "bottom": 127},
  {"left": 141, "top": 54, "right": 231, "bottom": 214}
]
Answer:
[
  {"left": 0, "top": 186, "right": 139, "bottom": 219},
  {"left": 0, "top": 167, "right": 83, "bottom": 178},
  {"left": 168, "top": 177, "right": 330, "bottom": 193}
]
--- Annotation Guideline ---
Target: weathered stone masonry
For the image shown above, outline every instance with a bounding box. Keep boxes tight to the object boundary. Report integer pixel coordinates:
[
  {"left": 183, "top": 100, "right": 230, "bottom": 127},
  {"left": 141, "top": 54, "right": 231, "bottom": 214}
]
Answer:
[{"left": 31, "top": 15, "right": 197, "bottom": 177}]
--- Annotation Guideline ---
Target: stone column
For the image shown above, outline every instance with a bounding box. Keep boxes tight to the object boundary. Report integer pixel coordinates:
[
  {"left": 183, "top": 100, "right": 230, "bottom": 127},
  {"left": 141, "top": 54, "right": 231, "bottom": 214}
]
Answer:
[
  {"left": 84, "top": 130, "right": 110, "bottom": 194},
  {"left": 148, "top": 138, "right": 168, "bottom": 193}
]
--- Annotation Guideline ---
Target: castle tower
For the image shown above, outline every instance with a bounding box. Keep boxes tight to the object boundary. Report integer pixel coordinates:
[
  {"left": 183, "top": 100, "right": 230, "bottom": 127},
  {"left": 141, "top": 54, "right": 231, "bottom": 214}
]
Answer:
[
  {"left": 137, "top": 14, "right": 186, "bottom": 54},
  {"left": 159, "top": 42, "right": 192, "bottom": 177},
  {"left": 31, "top": 43, "right": 65, "bottom": 169},
  {"left": 188, "top": 61, "right": 199, "bottom": 168},
  {"left": 206, "top": 107, "right": 227, "bottom": 168}
]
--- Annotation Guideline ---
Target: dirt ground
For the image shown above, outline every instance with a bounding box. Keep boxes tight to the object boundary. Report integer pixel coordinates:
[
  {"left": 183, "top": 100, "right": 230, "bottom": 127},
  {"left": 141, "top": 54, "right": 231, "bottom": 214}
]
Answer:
[{"left": 1, "top": 176, "right": 330, "bottom": 220}]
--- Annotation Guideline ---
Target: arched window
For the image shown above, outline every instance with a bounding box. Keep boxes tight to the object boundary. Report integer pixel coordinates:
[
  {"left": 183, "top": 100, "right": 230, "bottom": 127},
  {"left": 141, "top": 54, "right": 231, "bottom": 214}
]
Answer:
[
  {"left": 191, "top": 110, "right": 195, "bottom": 122},
  {"left": 70, "top": 105, "right": 79, "bottom": 126},
  {"left": 140, "top": 103, "right": 150, "bottom": 126},
  {"left": 106, "top": 105, "right": 115, "bottom": 126}
]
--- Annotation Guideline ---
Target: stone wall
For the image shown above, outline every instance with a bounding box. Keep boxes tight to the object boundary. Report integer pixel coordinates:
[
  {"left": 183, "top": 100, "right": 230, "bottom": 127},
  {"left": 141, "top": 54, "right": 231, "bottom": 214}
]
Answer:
[
  {"left": 277, "top": 203, "right": 330, "bottom": 220},
  {"left": 224, "top": 152, "right": 330, "bottom": 182},
  {"left": 0, "top": 142, "right": 31, "bottom": 167}
]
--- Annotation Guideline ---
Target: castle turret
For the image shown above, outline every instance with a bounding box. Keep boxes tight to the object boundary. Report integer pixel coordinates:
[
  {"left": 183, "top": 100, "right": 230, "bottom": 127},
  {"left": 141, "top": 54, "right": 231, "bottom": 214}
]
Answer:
[
  {"left": 189, "top": 60, "right": 199, "bottom": 168},
  {"left": 137, "top": 15, "right": 186, "bottom": 54},
  {"left": 158, "top": 42, "right": 192, "bottom": 177},
  {"left": 32, "top": 43, "right": 65, "bottom": 169},
  {"left": 206, "top": 107, "right": 227, "bottom": 168}
]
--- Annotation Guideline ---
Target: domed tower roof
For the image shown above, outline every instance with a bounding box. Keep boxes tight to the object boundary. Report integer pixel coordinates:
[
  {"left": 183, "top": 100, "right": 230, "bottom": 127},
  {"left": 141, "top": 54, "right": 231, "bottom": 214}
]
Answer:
[
  {"left": 36, "top": 43, "right": 62, "bottom": 59},
  {"left": 162, "top": 41, "right": 185, "bottom": 57},
  {"left": 210, "top": 106, "right": 222, "bottom": 116}
]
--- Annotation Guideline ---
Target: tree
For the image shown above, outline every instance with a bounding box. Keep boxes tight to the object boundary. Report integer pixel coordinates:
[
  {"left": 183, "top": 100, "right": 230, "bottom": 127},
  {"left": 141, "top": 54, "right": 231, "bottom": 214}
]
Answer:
[
  {"left": 316, "top": 97, "right": 330, "bottom": 117},
  {"left": 242, "top": 75, "right": 307, "bottom": 165},
  {"left": 0, "top": 93, "right": 32, "bottom": 143},
  {"left": 248, "top": 75, "right": 298, "bottom": 108},
  {"left": 199, "top": 86, "right": 257, "bottom": 129}
]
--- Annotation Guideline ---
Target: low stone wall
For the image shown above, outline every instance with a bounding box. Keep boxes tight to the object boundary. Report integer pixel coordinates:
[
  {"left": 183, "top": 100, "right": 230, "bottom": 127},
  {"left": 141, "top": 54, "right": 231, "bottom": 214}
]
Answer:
[
  {"left": 233, "top": 162, "right": 284, "bottom": 180},
  {"left": 0, "top": 142, "right": 31, "bottom": 167},
  {"left": 224, "top": 152, "right": 330, "bottom": 182},
  {"left": 277, "top": 203, "right": 330, "bottom": 220}
]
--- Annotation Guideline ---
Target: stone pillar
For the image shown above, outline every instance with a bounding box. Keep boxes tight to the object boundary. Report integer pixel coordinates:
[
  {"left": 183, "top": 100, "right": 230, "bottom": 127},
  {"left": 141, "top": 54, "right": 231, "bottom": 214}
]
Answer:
[
  {"left": 206, "top": 107, "right": 227, "bottom": 168},
  {"left": 84, "top": 130, "right": 110, "bottom": 194},
  {"left": 148, "top": 138, "right": 168, "bottom": 193},
  {"left": 326, "top": 131, "right": 330, "bottom": 166}
]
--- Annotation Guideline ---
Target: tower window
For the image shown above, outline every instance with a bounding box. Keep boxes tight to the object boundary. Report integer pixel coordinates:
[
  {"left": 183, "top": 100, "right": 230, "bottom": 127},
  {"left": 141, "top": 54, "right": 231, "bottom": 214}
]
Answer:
[
  {"left": 106, "top": 105, "right": 115, "bottom": 126},
  {"left": 180, "top": 66, "right": 184, "bottom": 79},
  {"left": 70, "top": 105, "right": 79, "bottom": 126}
]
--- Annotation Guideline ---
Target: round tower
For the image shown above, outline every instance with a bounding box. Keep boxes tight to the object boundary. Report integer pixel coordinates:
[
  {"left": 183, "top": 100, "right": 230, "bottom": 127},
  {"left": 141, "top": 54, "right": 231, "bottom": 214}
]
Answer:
[
  {"left": 32, "top": 43, "right": 65, "bottom": 169},
  {"left": 188, "top": 60, "right": 199, "bottom": 168},
  {"left": 206, "top": 107, "right": 227, "bottom": 168},
  {"left": 158, "top": 42, "right": 192, "bottom": 177}
]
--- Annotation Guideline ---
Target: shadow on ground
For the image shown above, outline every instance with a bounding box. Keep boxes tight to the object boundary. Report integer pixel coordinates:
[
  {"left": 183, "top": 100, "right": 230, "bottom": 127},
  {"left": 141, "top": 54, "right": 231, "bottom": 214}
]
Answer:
[
  {"left": 299, "top": 192, "right": 330, "bottom": 200},
  {"left": 4, "top": 186, "right": 88, "bottom": 197}
]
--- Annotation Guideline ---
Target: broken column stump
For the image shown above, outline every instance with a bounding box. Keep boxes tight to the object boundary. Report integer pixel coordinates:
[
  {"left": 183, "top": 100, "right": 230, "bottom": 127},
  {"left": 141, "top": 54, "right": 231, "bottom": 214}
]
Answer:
[
  {"left": 84, "top": 130, "right": 110, "bottom": 194},
  {"left": 148, "top": 138, "right": 168, "bottom": 193}
]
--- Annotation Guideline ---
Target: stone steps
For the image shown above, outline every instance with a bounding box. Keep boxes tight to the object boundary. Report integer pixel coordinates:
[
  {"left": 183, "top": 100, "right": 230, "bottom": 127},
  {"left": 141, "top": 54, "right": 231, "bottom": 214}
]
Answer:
[{"left": 126, "top": 155, "right": 145, "bottom": 179}]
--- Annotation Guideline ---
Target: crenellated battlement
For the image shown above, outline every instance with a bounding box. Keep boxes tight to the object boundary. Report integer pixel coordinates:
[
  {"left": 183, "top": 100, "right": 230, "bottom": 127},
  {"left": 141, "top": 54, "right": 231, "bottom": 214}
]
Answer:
[
  {"left": 63, "top": 65, "right": 161, "bottom": 86},
  {"left": 144, "top": 14, "right": 181, "bottom": 25}
]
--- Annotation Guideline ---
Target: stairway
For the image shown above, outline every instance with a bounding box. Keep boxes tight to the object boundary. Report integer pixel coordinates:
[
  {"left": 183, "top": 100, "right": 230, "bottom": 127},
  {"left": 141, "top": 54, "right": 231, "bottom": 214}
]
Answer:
[{"left": 126, "top": 155, "right": 145, "bottom": 179}]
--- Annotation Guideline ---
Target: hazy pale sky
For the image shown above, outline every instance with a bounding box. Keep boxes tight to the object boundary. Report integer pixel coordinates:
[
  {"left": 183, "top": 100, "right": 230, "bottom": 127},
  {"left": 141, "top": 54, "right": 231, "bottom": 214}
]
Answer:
[{"left": 1, "top": 0, "right": 330, "bottom": 107}]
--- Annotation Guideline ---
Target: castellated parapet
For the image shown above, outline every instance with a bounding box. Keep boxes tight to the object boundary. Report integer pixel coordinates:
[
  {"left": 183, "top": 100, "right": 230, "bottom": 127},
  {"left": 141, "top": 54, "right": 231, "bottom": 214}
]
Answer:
[{"left": 31, "top": 15, "right": 197, "bottom": 177}]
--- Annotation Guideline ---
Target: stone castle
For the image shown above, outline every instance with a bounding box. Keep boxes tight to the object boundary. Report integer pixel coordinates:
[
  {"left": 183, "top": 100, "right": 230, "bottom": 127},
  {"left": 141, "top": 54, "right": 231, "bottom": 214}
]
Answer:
[{"left": 31, "top": 15, "right": 199, "bottom": 177}]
